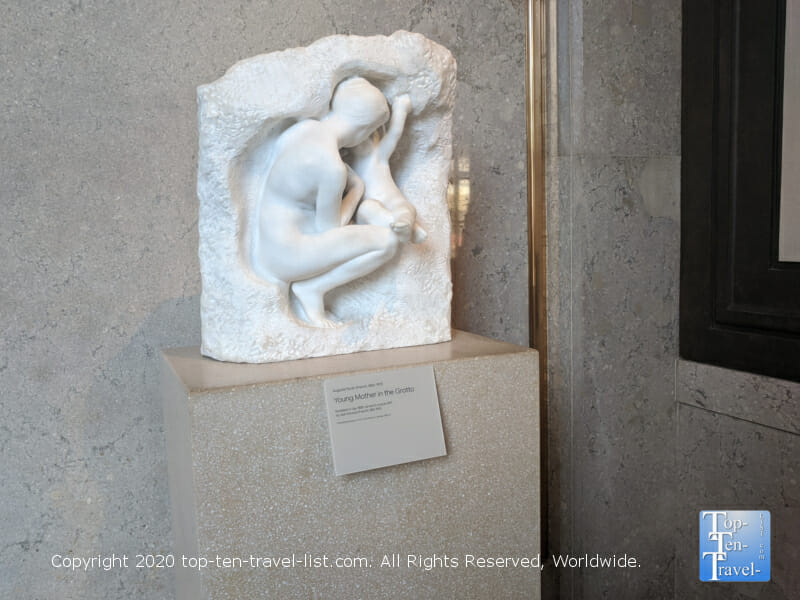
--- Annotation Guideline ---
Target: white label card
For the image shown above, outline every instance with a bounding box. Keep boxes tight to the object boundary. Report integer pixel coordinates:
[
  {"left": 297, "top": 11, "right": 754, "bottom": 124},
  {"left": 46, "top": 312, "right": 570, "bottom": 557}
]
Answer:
[{"left": 324, "top": 365, "right": 446, "bottom": 476}]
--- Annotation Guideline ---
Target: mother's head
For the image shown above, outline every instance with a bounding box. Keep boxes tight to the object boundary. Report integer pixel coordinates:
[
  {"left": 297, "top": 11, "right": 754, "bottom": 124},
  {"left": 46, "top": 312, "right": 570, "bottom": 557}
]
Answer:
[{"left": 329, "top": 77, "right": 390, "bottom": 147}]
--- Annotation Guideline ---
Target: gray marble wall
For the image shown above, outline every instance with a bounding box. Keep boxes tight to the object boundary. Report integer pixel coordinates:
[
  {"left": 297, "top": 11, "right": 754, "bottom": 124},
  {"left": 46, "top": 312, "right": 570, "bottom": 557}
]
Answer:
[
  {"left": 545, "top": 1, "right": 681, "bottom": 598},
  {"left": 546, "top": 1, "right": 799, "bottom": 599},
  {"left": 0, "top": 2, "right": 527, "bottom": 598},
  {"left": 676, "top": 362, "right": 800, "bottom": 600}
]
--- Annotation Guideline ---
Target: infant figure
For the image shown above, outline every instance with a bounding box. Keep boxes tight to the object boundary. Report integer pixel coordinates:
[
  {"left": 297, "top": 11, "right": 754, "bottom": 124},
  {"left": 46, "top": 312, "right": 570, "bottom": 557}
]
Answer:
[{"left": 349, "top": 94, "right": 427, "bottom": 244}]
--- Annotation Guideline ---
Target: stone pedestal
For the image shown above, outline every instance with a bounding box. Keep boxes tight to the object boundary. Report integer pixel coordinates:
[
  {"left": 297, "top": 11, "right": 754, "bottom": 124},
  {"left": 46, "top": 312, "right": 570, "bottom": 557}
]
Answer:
[{"left": 161, "top": 330, "right": 540, "bottom": 599}]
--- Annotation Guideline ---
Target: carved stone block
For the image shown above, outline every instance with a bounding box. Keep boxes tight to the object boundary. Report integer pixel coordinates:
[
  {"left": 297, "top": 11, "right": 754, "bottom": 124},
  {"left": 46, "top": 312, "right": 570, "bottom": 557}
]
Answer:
[{"left": 198, "top": 31, "right": 455, "bottom": 362}]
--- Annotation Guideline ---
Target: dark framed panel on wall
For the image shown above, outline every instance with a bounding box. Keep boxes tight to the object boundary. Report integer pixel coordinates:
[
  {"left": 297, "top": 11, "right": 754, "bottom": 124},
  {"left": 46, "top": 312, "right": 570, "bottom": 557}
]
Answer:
[{"left": 681, "top": 0, "right": 800, "bottom": 383}]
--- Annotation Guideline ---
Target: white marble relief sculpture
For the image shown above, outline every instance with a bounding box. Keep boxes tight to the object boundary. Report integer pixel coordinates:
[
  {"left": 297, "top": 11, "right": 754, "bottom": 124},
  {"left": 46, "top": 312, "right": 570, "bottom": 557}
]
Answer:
[{"left": 198, "top": 31, "right": 455, "bottom": 363}]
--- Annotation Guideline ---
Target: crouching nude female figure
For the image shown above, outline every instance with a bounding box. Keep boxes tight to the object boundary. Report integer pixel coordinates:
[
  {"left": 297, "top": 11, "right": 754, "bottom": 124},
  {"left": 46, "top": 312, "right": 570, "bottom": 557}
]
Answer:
[{"left": 250, "top": 77, "right": 402, "bottom": 327}]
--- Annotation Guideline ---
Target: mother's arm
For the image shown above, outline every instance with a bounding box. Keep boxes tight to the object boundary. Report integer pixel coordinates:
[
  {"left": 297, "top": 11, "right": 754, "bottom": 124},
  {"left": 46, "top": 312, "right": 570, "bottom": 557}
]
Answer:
[
  {"left": 339, "top": 165, "right": 365, "bottom": 226},
  {"left": 314, "top": 162, "right": 348, "bottom": 232}
]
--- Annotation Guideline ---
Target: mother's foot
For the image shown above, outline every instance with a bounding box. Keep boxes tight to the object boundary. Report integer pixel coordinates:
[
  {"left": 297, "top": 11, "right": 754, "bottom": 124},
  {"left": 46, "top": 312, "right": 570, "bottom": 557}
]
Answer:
[{"left": 291, "top": 280, "right": 342, "bottom": 328}]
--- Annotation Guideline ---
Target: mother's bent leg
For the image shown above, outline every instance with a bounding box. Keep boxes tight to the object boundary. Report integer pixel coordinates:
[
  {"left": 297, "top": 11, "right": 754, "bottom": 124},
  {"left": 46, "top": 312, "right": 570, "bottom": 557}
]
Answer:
[{"left": 286, "top": 225, "right": 399, "bottom": 327}]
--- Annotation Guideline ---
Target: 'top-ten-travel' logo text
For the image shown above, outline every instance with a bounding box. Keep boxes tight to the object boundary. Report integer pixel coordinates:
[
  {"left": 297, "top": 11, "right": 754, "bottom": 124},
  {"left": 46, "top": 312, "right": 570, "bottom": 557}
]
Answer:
[{"left": 699, "top": 510, "right": 770, "bottom": 582}]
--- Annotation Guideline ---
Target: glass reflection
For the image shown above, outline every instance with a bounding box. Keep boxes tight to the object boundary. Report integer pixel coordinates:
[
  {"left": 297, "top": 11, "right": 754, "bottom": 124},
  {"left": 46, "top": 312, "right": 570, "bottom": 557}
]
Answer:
[{"left": 447, "top": 154, "right": 471, "bottom": 257}]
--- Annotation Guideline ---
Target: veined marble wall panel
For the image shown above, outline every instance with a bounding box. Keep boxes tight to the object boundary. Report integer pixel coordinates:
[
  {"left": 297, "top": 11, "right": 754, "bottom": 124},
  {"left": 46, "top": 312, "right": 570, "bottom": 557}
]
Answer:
[
  {"left": 676, "top": 404, "right": 800, "bottom": 599},
  {"left": 678, "top": 359, "right": 800, "bottom": 436},
  {"left": 569, "top": 156, "right": 679, "bottom": 600},
  {"left": 571, "top": 0, "right": 681, "bottom": 156},
  {"left": 0, "top": 2, "right": 527, "bottom": 598},
  {"left": 544, "top": 1, "right": 681, "bottom": 599},
  {"left": 542, "top": 154, "right": 573, "bottom": 597}
]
